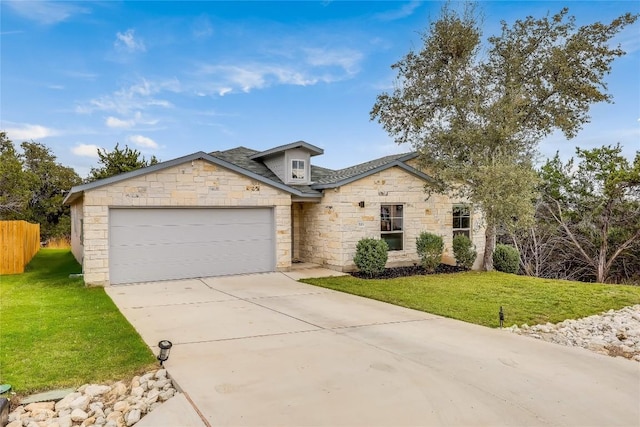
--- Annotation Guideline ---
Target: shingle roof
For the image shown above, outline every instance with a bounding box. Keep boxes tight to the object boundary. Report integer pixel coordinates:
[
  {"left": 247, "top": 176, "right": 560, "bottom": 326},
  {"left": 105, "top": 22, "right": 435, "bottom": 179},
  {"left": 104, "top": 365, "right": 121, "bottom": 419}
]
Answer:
[
  {"left": 210, "top": 147, "right": 324, "bottom": 195},
  {"left": 249, "top": 140, "right": 323, "bottom": 160},
  {"left": 312, "top": 153, "right": 417, "bottom": 186},
  {"left": 210, "top": 147, "right": 283, "bottom": 183},
  {"left": 64, "top": 145, "right": 432, "bottom": 205},
  {"left": 210, "top": 147, "right": 432, "bottom": 191}
]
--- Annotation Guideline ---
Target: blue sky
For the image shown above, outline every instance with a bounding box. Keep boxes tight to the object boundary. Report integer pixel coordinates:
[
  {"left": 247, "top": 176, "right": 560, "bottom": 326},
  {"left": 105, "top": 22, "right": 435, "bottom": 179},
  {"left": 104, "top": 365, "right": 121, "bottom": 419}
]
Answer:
[{"left": 1, "top": 1, "right": 638, "bottom": 177}]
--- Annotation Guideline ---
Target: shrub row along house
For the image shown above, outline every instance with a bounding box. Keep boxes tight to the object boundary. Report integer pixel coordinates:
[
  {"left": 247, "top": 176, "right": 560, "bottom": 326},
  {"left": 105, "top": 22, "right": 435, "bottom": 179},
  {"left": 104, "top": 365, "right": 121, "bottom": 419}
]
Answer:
[{"left": 64, "top": 141, "right": 485, "bottom": 286}]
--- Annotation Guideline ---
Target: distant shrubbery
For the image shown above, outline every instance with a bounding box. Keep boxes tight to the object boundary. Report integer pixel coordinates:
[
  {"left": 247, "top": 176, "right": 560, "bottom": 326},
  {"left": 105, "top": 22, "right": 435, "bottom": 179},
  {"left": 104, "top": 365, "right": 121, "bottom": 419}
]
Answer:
[{"left": 493, "top": 244, "right": 520, "bottom": 274}]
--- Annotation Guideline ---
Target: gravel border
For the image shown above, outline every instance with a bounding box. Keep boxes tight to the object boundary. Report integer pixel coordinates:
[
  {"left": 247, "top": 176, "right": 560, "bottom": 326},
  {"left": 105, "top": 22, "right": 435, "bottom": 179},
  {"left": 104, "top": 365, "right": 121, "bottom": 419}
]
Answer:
[{"left": 505, "top": 304, "right": 640, "bottom": 362}]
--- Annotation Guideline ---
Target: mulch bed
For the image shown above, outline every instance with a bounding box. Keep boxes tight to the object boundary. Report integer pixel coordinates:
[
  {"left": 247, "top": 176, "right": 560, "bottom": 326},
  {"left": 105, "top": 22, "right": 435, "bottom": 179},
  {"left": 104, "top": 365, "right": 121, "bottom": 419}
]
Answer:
[{"left": 351, "top": 264, "right": 468, "bottom": 279}]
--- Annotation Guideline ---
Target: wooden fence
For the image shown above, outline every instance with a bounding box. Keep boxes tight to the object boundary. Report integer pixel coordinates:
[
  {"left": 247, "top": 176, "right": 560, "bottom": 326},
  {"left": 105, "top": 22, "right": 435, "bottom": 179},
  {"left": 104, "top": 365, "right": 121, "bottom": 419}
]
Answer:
[{"left": 0, "top": 220, "right": 40, "bottom": 275}]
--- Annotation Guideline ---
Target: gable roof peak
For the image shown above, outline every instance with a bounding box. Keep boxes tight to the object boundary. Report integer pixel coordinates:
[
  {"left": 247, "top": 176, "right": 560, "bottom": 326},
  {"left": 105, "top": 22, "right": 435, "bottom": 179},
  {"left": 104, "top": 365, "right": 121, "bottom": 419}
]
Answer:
[{"left": 249, "top": 140, "right": 324, "bottom": 160}]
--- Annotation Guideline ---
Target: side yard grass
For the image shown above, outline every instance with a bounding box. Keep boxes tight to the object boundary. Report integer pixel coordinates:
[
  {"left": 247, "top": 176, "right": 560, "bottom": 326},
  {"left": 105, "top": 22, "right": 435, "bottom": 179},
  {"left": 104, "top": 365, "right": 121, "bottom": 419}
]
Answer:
[
  {"left": 0, "top": 249, "right": 156, "bottom": 393},
  {"left": 301, "top": 271, "right": 640, "bottom": 328}
]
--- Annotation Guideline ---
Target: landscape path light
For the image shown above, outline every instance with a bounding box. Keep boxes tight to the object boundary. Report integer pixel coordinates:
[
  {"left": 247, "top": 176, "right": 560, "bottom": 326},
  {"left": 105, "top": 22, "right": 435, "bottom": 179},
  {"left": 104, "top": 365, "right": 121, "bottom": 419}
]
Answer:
[{"left": 157, "top": 340, "right": 173, "bottom": 365}]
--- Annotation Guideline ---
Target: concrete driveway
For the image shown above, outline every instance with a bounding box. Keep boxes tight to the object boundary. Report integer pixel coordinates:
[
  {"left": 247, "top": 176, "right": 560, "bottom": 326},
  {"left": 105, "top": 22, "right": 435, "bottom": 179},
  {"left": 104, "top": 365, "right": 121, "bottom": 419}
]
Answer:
[{"left": 106, "top": 271, "right": 640, "bottom": 426}]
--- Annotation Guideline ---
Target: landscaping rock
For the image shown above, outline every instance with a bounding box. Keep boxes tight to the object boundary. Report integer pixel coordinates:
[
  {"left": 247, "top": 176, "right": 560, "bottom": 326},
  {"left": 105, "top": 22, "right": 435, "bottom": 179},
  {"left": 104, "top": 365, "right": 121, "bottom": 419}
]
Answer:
[
  {"left": 6, "top": 370, "right": 178, "bottom": 427},
  {"left": 125, "top": 409, "right": 140, "bottom": 427},
  {"left": 70, "top": 395, "right": 90, "bottom": 411},
  {"left": 507, "top": 304, "right": 640, "bottom": 361},
  {"left": 71, "top": 408, "right": 89, "bottom": 422},
  {"left": 113, "top": 401, "right": 128, "bottom": 413},
  {"left": 130, "top": 387, "right": 144, "bottom": 398},
  {"left": 31, "top": 407, "right": 55, "bottom": 421},
  {"left": 84, "top": 386, "right": 111, "bottom": 398},
  {"left": 55, "top": 393, "right": 81, "bottom": 412},
  {"left": 57, "top": 415, "right": 72, "bottom": 427},
  {"left": 25, "top": 402, "right": 55, "bottom": 412}
]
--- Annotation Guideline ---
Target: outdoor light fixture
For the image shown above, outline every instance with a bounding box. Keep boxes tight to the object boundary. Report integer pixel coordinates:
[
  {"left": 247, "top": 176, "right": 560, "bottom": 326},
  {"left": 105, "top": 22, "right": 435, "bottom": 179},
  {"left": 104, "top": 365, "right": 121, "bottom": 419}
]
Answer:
[
  {"left": 157, "top": 340, "right": 173, "bottom": 365},
  {"left": 358, "top": 201, "right": 365, "bottom": 208},
  {"left": 499, "top": 306, "right": 504, "bottom": 328}
]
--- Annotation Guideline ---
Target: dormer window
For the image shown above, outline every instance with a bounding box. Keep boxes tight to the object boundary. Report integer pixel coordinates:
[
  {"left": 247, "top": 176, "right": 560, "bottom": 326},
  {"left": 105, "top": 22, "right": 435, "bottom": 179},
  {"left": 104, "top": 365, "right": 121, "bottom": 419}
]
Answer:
[{"left": 291, "top": 160, "right": 305, "bottom": 180}]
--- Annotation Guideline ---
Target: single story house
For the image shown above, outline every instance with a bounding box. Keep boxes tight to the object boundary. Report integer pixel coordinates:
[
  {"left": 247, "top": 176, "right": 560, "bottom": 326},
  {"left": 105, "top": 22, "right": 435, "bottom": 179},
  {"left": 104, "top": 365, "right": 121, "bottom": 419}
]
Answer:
[{"left": 64, "top": 141, "right": 485, "bottom": 286}]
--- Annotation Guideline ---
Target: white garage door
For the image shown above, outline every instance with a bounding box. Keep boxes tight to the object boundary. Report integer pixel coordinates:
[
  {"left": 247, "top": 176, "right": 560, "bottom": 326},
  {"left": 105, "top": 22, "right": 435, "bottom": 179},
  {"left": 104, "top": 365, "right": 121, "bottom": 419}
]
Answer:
[{"left": 109, "top": 208, "right": 275, "bottom": 284}]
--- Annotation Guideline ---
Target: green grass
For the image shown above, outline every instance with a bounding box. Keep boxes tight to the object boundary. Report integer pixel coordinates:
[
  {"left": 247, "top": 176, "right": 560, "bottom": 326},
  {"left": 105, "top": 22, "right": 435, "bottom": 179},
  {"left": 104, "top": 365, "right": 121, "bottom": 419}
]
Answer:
[
  {"left": 301, "top": 271, "right": 640, "bottom": 328},
  {"left": 0, "top": 249, "right": 156, "bottom": 393}
]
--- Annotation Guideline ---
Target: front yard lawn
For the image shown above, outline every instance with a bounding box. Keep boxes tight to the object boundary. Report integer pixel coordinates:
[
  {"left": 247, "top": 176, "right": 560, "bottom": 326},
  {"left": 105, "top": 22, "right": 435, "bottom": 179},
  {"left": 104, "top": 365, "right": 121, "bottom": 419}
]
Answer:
[
  {"left": 301, "top": 271, "right": 640, "bottom": 328},
  {"left": 0, "top": 249, "right": 156, "bottom": 393}
]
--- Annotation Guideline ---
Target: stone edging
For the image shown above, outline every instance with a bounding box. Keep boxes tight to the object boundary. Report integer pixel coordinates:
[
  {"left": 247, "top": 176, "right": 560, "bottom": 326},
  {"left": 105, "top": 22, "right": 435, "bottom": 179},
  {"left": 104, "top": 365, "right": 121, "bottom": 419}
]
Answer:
[
  {"left": 505, "top": 304, "right": 640, "bottom": 361},
  {"left": 7, "top": 369, "right": 176, "bottom": 427}
]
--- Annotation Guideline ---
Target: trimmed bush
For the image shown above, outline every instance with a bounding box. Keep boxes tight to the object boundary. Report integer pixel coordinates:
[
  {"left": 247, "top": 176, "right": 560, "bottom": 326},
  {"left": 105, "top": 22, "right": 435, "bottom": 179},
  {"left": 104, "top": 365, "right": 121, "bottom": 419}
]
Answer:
[
  {"left": 452, "top": 234, "right": 477, "bottom": 269},
  {"left": 493, "top": 244, "right": 520, "bottom": 274},
  {"left": 353, "top": 238, "right": 389, "bottom": 277},
  {"left": 416, "top": 232, "right": 444, "bottom": 272}
]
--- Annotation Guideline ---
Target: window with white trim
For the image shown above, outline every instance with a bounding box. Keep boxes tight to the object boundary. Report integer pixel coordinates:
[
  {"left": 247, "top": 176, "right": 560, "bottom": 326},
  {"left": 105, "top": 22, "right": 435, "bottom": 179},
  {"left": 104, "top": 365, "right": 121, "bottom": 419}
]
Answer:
[
  {"left": 453, "top": 204, "right": 471, "bottom": 238},
  {"left": 381, "top": 204, "right": 403, "bottom": 250},
  {"left": 291, "top": 159, "right": 305, "bottom": 180}
]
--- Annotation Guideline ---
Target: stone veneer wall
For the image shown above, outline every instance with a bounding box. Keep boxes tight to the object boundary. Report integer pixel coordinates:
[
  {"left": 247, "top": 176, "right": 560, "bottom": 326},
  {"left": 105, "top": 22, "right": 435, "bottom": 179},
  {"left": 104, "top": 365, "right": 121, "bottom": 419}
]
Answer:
[
  {"left": 298, "top": 166, "right": 485, "bottom": 271},
  {"left": 77, "top": 159, "right": 292, "bottom": 286},
  {"left": 70, "top": 199, "right": 84, "bottom": 265}
]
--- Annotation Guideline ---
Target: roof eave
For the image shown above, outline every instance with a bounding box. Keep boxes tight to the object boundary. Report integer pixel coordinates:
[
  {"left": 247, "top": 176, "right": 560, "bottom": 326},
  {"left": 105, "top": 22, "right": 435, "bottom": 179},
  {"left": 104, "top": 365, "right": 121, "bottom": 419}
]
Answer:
[
  {"left": 63, "top": 151, "right": 217, "bottom": 205},
  {"left": 64, "top": 151, "right": 323, "bottom": 205},
  {"left": 249, "top": 140, "right": 324, "bottom": 160}
]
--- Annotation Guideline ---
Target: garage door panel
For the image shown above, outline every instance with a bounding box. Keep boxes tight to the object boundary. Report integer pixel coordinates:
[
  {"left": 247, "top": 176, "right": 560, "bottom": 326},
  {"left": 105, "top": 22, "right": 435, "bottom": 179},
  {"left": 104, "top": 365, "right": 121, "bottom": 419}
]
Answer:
[
  {"left": 111, "top": 239, "right": 273, "bottom": 264},
  {"left": 113, "top": 208, "right": 270, "bottom": 226},
  {"left": 110, "top": 223, "right": 272, "bottom": 245},
  {"left": 109, "top": 208, "right": 275, "bottom": 284}
]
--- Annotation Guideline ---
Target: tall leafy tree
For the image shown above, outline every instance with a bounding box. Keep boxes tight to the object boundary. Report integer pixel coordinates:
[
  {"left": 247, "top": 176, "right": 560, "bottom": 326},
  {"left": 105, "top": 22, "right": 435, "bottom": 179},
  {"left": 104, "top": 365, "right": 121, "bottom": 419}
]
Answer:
[
  {"left": 540, "top": 145, "right": 640, "bottom": 283},
  {"left": 0, "top": 132, "right": 30, "bottom": 216},
  {"left": 371, "top": 3, "right": 637, "bottom": 270},
  {"left": 21, "top": 141, "right": 82, "bottom": 240},
  {"left": 88, "top": 143, "right": 159, "bottom": 182},
  {"left": 0, "top": 134, "right": 82, "bottom": 239}
]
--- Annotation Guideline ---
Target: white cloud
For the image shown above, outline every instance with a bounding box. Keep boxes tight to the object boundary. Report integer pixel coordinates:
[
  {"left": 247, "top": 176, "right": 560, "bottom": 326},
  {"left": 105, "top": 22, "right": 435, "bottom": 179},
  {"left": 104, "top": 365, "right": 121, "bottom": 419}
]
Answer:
[
  {"left": 612, "top": 25, "right": 640, "bottom": 55},
  {"left": 304, "top": 48, "right": 363, "bottom": 75},
  {"left": 373, "top": 1, "right": 421, "bottom": 22},
  {"left": 115, "top": 29, "right": 146, "bottom": 53},
  {"left": 64, "top": 70, "right": 99, "bottom": 81},
  {"left": 128, "top": 135, "right": 158, "bottom": 149},
  {"left": 4, "top": 123, "right": 57, "bottom": 140},
  {"left": 72, "top": 144, "right": 100, "bottom": 158},
  {"left": 106, "top": 112, "right": 159, "bottom": 129},
  {"left": 192, "top": 15, "right": 213, "bottom": 39},
  {"left": 1, "top": 30, "right": 25, "bottom": 36},
  {"left": 5, "top": 1, "right": 90, "bottom": 25},
  {"left": 77, "top": 79, "right": 176, "bottom": 115},
  {"left": 195, "top": 46, "right": 364, "bottom": 96},
  {"left": 106, "top": 116, "right": 135, "bottom": 129}
]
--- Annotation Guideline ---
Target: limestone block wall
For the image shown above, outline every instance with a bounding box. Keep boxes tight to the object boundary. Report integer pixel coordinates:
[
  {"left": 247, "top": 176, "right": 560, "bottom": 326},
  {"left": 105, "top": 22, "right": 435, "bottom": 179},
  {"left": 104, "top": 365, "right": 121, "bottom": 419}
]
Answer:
[
  {"left": 291, "top": 203, "right": 302, "bottom": 261},
  {"left": 298, "top": 166, "right": 485, "bottom": 271},
  {"left": 297, "top": 201, "right": 339, "bottom": 267},
  {"left": 79, "top": 159, "right": 291, "bottom": 286},
  {"left": 70, "top": 199, "right": 84, "bottom": 265}
]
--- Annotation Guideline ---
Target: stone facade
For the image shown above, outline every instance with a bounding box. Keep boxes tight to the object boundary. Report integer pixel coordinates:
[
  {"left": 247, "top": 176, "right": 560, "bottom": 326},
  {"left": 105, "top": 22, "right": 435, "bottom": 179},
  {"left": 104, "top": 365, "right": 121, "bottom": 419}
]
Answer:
[
  {"left": 295, "top": 166, "right": 485, "bottom": 271},
  {"left": 71, "top": 159, "right": 292, "bottom": 286},
  {"left": 71, "top": 156, "right": 486, "bottom": 285}
]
